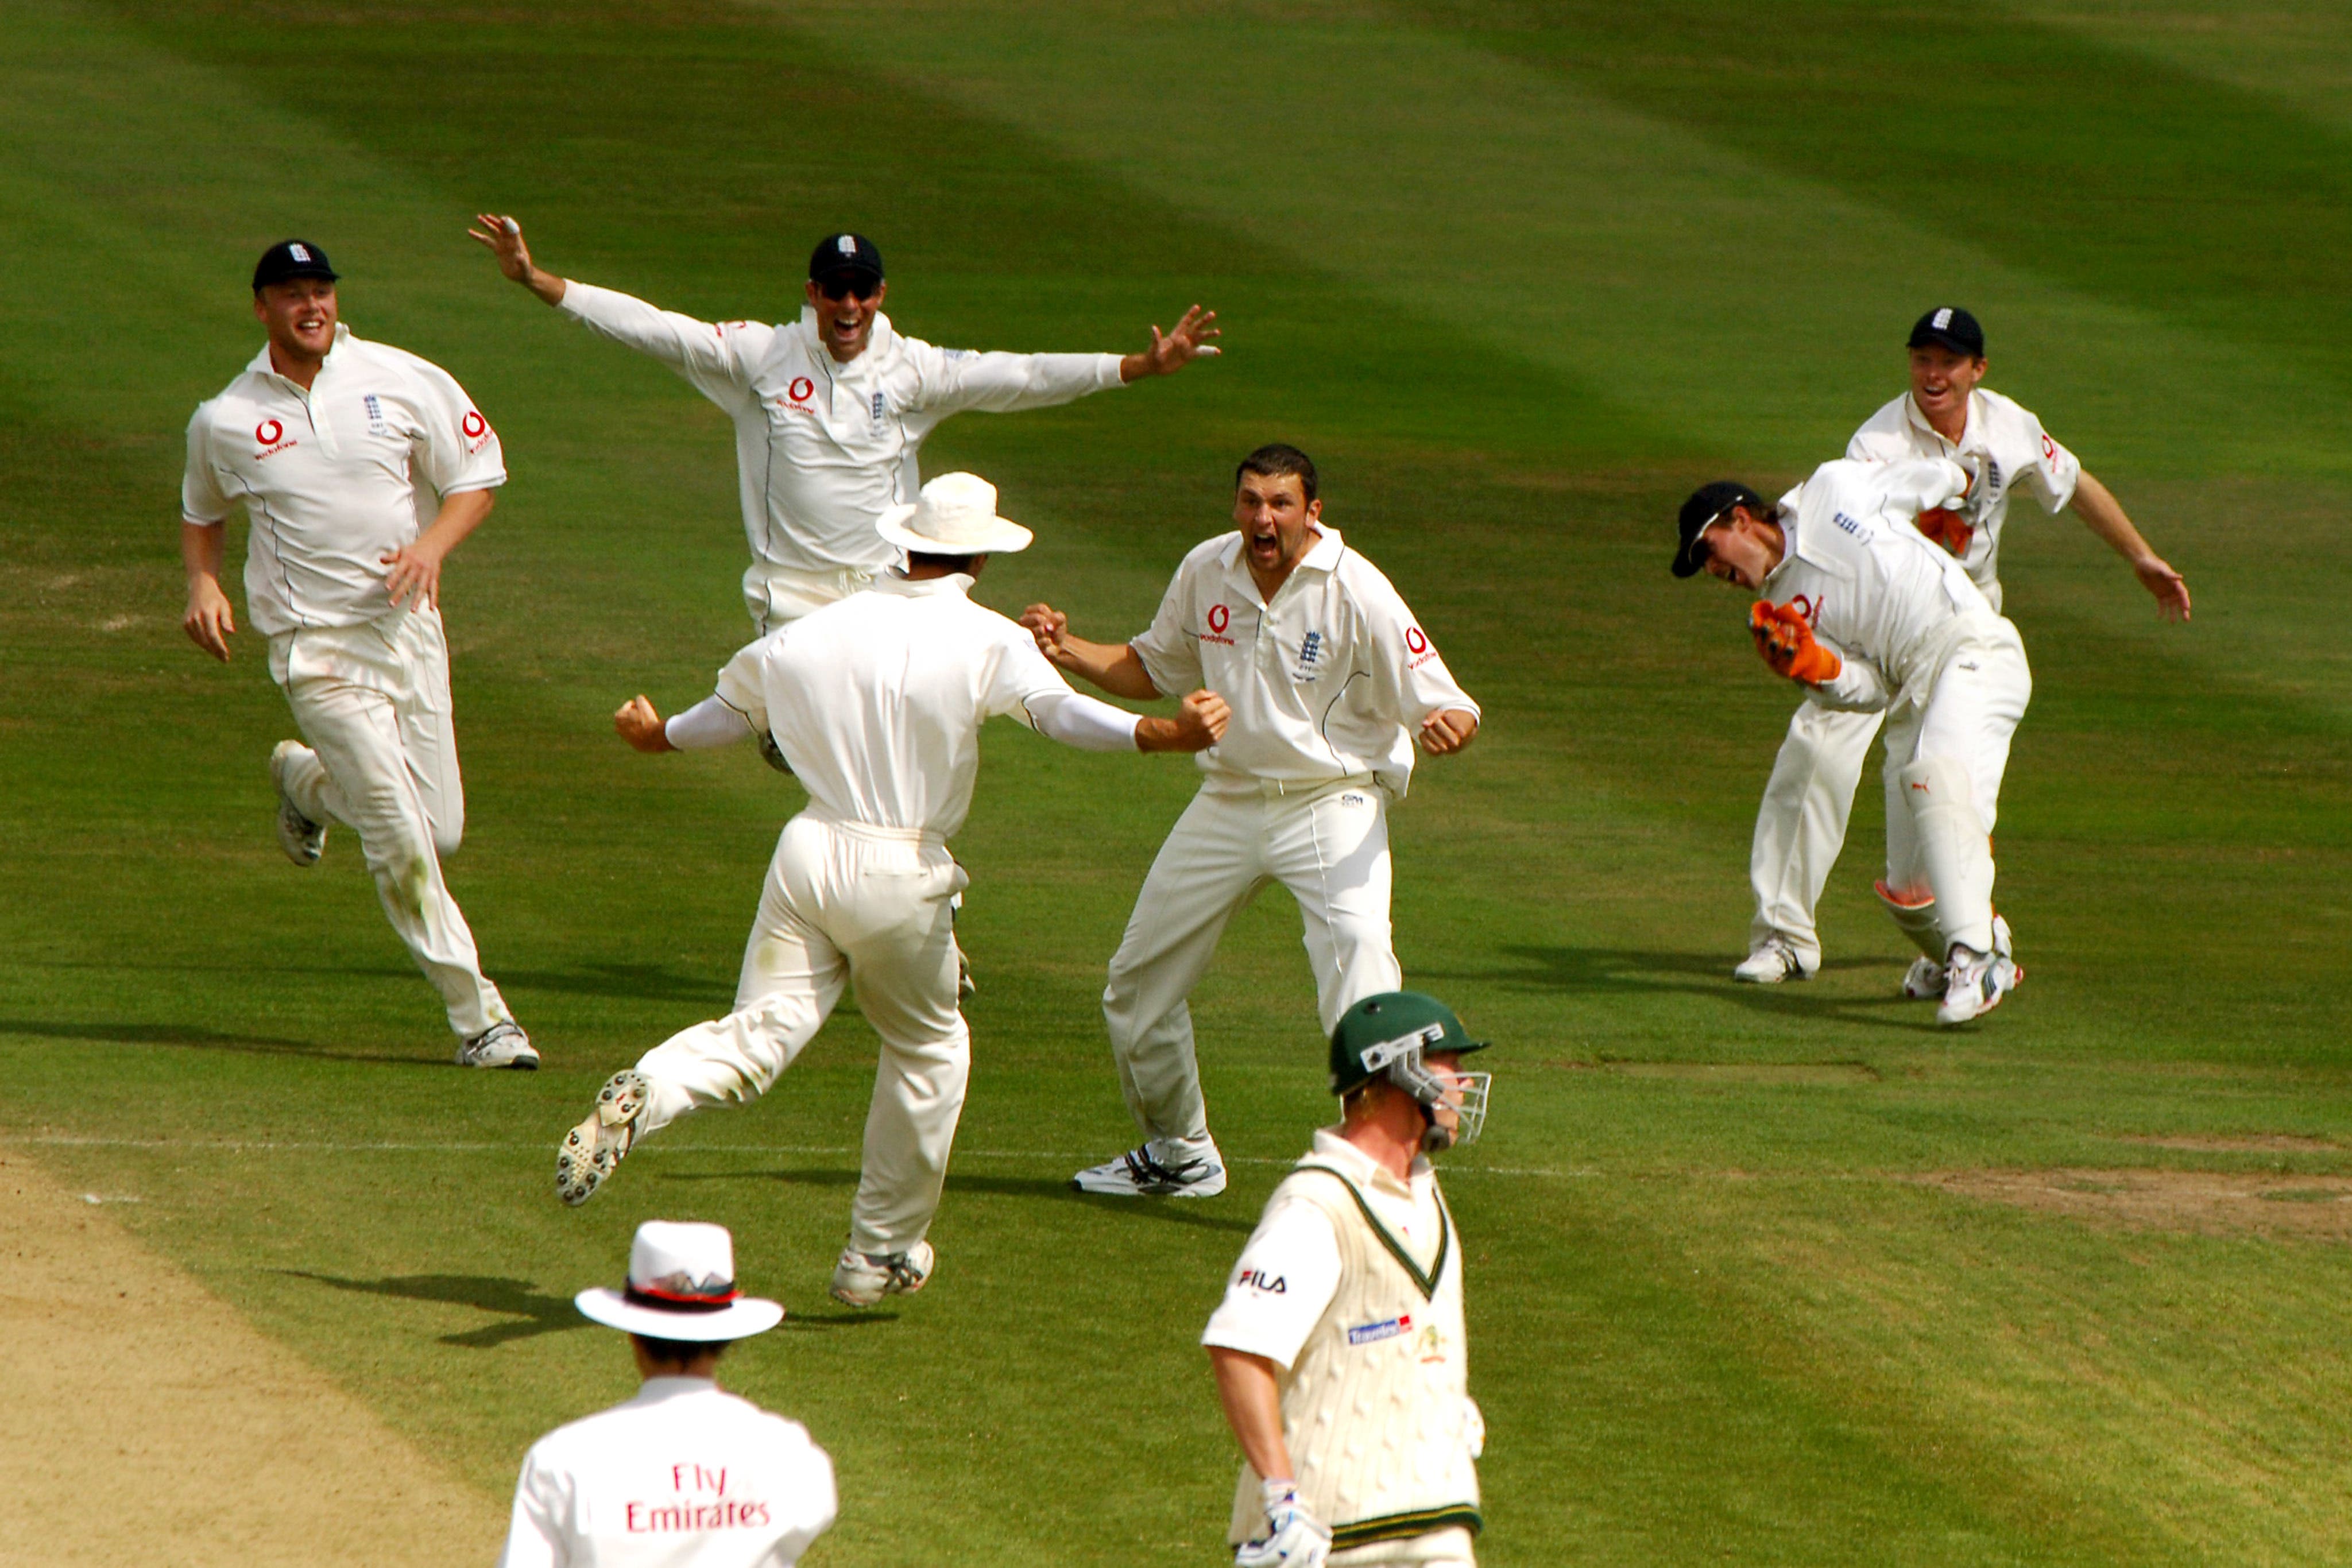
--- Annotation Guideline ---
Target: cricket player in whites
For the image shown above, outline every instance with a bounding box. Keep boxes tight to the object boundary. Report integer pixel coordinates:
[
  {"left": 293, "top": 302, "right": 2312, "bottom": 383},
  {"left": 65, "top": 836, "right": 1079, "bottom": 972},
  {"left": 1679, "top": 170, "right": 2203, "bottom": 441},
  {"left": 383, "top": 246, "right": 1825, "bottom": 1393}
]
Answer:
[
  {"left": 558, "top": 473, "right": 1228, "bottom": 1306},
  {"left": 1736, "top": 306, "right": 2190, "bottom": 988},
  {"left": 1024, "top": 446, "right": 1481, "bottom": 1197},
  {"left": 180, "top": 241, "right": 534, "bottom": 1068},
  {"left": 470, "top": 215, "right": 1217, "bottom": 644},
  {"left": 1202, "top": 992, "right": 1491, "bottom": 1567},
  {"left": 1675, "top": 458, "right": 2029, "bottom": 1025}
]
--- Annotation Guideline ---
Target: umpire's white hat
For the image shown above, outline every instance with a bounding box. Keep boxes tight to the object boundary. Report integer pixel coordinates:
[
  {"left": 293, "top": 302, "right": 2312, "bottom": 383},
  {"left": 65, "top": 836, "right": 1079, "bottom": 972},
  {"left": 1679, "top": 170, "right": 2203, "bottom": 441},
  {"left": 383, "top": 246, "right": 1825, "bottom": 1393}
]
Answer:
[
  {"left": 575, "top": 1221, "right": 784, "bottom": 1342},
  {"left": 877, "top": 471, "right": 1034, "bottom": 557}
]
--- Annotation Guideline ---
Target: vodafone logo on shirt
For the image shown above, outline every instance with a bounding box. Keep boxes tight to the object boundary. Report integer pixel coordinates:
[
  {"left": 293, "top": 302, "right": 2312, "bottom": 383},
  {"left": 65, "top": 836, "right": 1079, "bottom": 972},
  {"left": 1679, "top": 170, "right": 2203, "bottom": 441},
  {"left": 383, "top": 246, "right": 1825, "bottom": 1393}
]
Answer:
[
  {"left": 1404, "top": 625, "right": 1439, "bottom": 668},
  {"left": 253, "top": 416, "right": 297, "bottom": 459},
  {"left": 1202, "top": 602, "right": 1236, "bottom": 646},
  {"left": 461, "top": 409, "right": 492, "bottom": 452},
  {"left": 790, "top": 377, "right": 814, "bottom": 402}
]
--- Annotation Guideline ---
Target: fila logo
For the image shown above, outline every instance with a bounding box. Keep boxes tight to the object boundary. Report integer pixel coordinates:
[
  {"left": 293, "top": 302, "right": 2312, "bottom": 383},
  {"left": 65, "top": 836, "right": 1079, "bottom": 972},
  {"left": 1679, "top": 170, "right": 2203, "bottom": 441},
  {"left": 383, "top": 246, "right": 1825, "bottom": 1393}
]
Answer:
[
  {"left": 788, "top": 377, "right": 814, "bottom": 402},
  {"left": 254, "top": 418, "right": 283, "bottom": 444},
  {"left": 1932, "top": 307, "right": 1953, "bottom": 330},
  {"left": 1237, "top": 1267, "right": 1286, "bottom": 1293}
]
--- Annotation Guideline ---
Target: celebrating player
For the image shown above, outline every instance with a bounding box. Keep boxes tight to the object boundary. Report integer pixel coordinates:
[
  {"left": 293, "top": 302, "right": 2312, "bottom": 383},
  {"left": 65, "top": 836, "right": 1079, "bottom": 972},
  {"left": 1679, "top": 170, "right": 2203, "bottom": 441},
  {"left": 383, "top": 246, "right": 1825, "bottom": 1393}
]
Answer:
[
  {"left": 180, "top": 241, "right": 535, "bottom": 1069},
  {"left": 497, "top": 1221, "right": 836, "bottom": 1568},
  {"left": 1674, "top": 456, "right": 2029, "bottom": 1024},
  {"left": 555, "top": 473, "right": 1229, "bottom": 1307},
  {"left": 1204, "top": 992, "right": 1492, "bottom": 1568},
  {"left": 1736, "top": 306, "right": 2189, "bottom": 988},
  {"left": 1023, "top": 446, "right": 1482, "bottom": 1198},
  {"left": 470, "top": 214, "right": 1217, "bottom": 640}
]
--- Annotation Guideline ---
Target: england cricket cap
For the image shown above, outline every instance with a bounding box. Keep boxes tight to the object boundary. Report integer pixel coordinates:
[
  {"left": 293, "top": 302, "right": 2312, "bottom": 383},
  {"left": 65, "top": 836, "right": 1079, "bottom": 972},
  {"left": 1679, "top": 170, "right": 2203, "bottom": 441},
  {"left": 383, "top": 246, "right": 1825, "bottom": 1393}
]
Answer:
[
  {"left": 1673, "top": 480, "right": 1763, "bottom": 578},
  {"left": 1329, "top": 991, "right": 1487, "bottom": 1097},
  {"left": 575, "top": 1220, "right": 785, "bottom": 1342},
  {"left": 252, "top": 239, "right": 339, "bottom": 292},
  {"left": 1908, "top": 305, "right": 1985, "bottom": 358},
  {"left": 808, "top": 231, "right": 884, "bottom": 288}
]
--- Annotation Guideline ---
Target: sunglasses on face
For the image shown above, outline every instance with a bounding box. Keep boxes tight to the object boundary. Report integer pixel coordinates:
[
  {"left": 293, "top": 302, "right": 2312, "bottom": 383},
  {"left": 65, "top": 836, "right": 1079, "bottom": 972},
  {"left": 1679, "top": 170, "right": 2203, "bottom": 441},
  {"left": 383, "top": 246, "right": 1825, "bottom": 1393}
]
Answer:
[{"left": 814, "top": 276, "right": 879, "bottom": 303}]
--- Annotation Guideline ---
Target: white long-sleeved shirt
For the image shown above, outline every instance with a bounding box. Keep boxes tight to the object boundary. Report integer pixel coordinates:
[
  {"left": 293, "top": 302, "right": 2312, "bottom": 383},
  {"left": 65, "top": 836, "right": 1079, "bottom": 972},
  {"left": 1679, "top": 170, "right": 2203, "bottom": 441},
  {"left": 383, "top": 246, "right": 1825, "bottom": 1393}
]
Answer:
[
  {"left": 710, "top": 572, "right": 1142, "bottom": 838},
  {"left": 1846, "top": 388, "right": 2081, "bottom": 611},
  {"left": 1127, "top": 526, "right": 1479, "bottom": 800},
  {"left": 181, "top": 324, "right": 505, "bottom": 636},
  {"left": 1762, "top": 458, "right": 2009, "bottom": 715},
  {"left": 559, "top": 283, "right": 1124, "bottom": 574},
  {"left": 496, "top": 1377, "right": 835, "bottom": 1568}
]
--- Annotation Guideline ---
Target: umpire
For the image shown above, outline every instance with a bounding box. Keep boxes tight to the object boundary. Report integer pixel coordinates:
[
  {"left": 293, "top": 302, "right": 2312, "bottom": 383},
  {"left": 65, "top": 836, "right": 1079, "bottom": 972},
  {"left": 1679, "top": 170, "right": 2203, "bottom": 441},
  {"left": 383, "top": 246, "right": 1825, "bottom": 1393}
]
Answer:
[
  {"left": 497, "top": 1221, "right": 836, "bottom": 1567},
  {"left": 1201, "top": 993, "right": 1494, "bottom": 1567}
]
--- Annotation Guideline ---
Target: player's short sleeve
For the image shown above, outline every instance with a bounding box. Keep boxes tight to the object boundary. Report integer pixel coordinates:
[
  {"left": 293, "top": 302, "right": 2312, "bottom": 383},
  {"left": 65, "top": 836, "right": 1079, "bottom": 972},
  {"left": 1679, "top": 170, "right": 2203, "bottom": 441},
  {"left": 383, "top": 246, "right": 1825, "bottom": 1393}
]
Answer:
[
  {"left": 1201, "top": 1191, "right": 1343, "bottom": 1371},
  {"left": 1355, "top": 567, "right": 1478, "bottom": 732},
  {"left": 405, "top": 356, "right": 506, "bottom": 498},
  {"left": 714, "top": 638, "right": 772, "bottom": 738},
  {"left": 2016, "top": 410, "right": 2082, "bottom": 513},
  {"left": 979, "top": 614, "right": 1077, "bottom": 721},
  {"left": 493, "top": 1443, "right": 568, "bottom": 1568},
  {"left": 180, "top": 403, "right": 232, "bottom": 524},
  {"left": 1127, "top": 552, "right": 1207, "bottom": 697}
]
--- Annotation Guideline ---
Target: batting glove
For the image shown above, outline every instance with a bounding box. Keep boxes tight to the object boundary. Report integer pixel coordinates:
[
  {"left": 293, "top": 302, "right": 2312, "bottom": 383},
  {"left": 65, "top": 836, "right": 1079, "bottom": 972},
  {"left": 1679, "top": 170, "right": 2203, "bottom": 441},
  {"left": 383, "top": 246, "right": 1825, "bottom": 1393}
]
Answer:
[
  {"left": 1234, "top": 1480, "right": 1332, "bottom": 1568},
  {"left": 1912, "top": 505, "right": 1974, "bottom": 559},
  {"left": 1748, "top": 601, "right": 1843, "bottom": 686}
]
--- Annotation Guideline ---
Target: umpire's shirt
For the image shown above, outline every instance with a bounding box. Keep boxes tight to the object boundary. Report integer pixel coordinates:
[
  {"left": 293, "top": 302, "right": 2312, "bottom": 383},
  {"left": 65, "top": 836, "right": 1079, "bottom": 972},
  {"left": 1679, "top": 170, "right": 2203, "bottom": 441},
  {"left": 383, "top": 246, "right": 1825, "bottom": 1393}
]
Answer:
[{"left": 497, "top": 1376, "right": 835, "bottom": 1567}]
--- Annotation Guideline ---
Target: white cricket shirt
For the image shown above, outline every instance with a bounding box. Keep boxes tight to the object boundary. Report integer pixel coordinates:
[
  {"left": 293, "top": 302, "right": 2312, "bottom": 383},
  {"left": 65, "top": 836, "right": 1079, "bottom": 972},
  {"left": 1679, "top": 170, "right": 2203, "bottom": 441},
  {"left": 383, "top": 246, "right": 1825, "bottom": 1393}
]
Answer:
[
  {"left": 559, "top": 283, "right": 1124, "bottom": 575},
  {"left": 1202, "top": 1129, "right": 1445, "bottom": 1371},
  {"left": 1763, "top": 458, "right": 2007, "bottom": 714},
  {"left": 1846, "top": 388, "right": 2081, "bottom": 610},
  {"left": 1127, "top": 527, "right": 1479, "bottom": 800},
  {"left": 713, "top": 572, "right": 1092, "bottom": 838},
  {"left": 182, "top": 324, "right": 505, "bottom": 636},
  {"left": 496, "top": 1377, "right": 836, "bottom": 1568}
]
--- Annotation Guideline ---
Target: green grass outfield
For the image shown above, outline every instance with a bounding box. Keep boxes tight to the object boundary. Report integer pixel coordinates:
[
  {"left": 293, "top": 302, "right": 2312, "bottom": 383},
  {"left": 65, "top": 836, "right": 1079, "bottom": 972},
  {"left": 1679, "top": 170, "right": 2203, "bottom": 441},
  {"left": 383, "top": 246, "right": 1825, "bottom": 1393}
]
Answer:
[{"left": 4, "top": 0, "right": 2350, "bottom": 1561}]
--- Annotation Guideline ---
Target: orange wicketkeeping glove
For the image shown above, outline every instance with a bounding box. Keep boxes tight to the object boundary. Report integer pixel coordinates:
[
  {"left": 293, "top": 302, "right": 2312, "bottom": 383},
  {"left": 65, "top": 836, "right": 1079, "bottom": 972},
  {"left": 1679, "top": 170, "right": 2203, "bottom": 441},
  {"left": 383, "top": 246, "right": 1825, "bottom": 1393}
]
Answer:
[
  {"left": 1748, "top": 601, "right": 1843, "bottom": 685},
  {"left": 1914, "top": 506, "right": 1972, "bottom": 559}
]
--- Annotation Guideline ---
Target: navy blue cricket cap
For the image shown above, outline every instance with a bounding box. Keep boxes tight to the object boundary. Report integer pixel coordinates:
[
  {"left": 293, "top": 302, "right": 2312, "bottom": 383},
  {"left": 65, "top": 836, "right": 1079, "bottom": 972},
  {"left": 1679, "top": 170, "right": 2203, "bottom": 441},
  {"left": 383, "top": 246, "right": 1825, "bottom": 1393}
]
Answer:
[
  {"left": 808, "top": 233, "right": 884, "bottom": 288},
  {"left": 1908, "top": 305, "right": 1985, "bottom": 358},
  {"left": 253, "top": 239, "right": 339, "bottom": 292},
  {"left": 1673, "top": 480, "right": 1763, "bottom": 578}
]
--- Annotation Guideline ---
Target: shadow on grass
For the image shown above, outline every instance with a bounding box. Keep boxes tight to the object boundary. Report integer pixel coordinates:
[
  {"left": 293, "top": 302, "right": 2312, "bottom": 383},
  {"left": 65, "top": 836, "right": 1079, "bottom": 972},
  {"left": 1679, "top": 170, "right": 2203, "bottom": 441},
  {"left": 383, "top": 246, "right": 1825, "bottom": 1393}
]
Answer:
[
  {"left": 0, "top": 1019, "right": 444, "bottom": 1067},
  {"left": 663, "top": 1167, "right": 862, "bottom": 1189},
  {"left": 280, "top": 1271, "right": 591, "bottom": 1347},
  {"left": 659, "top": 1168, "right": 1259, "bottom": 1232},
  {"left": 1425, "top": 946, "right": 1943, "bottom": 1033},
  {"left": 497, "top": 962, "right": 734, "bottom": 1005},
  {"left": 780, "top": 1310, "right": 901, "bottom": 1329}
]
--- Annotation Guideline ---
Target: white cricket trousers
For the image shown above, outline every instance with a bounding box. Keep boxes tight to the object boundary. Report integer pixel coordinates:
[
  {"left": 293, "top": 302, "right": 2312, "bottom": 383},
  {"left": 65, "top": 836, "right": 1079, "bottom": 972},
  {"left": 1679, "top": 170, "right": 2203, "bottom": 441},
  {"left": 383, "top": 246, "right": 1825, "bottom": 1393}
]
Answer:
[
  {"left": 744, "top": 562, "right": 876, "bottom": 636},
  {"left": 1882, "top": 629, "right": 2032, "bottom": 956},
  {"left": 268, "top": 607, "right": 512, "bottom": 1040},
  {"left": 633, "top": 812, "right": 972, "bottom": 1257},
  {"left": 1104, "top": 780, "right": 1401, "bottom": 1150},
  {"left": 1747, "top": 703, "right": 1885, "bottom": 967}
]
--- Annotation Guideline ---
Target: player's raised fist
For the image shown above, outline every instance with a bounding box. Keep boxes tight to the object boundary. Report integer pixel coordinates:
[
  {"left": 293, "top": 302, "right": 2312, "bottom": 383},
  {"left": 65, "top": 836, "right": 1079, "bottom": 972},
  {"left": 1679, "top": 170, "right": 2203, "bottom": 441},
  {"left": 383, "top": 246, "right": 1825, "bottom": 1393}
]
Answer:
[
  {"left": 614, "top": 695, "right": 674, "bottom": 753},
  {"left": 1020, "top": 602, "right": 1070, "bottom": 656},
  {"left": 1176, "top": 688, "right": 1231, "bottom": 748},
  {"left": 1417, "top": 708, "right": 1479, "bottom": 756}
]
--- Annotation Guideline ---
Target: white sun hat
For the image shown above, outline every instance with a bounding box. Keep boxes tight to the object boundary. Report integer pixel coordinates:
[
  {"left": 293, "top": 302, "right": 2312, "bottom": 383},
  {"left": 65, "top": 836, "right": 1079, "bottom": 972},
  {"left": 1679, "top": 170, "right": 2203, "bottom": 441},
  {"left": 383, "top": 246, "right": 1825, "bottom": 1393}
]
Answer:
[
  {"left": 574, "top": 1220, "right": 785, "bottom": 1342},
  {"left": 875, "top": 471, "right": 1034, "bottom": 556}
]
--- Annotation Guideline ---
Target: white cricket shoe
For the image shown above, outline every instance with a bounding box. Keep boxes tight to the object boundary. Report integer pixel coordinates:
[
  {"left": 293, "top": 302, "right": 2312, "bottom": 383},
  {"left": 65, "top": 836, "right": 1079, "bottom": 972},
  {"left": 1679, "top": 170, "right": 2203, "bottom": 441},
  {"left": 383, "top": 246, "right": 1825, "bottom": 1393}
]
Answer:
[
  {"left": 1936, "top": 943, "right": 2021, "bottom": 1027},
  {"left": 830, "top": 1240, "right": 935, "bottom": 1307},
  {"left": 1901, "top": 958, "right": 1945, "bottom": 1000},
  {"left": 456, "top": 1020, "right": 539, "bottom": 1070},
  {"left": 1070, "top": 1143, "right": 1228, "bottom": 1198},
  {"left": 556, "top": 1070, "right": 649, "bottom": 1205},
  {"left": 268, "top": 741, "right": 327, "bottom": 867},
  {"left": 1733, "top": 936, "right": 1813, "bottom": 984}
]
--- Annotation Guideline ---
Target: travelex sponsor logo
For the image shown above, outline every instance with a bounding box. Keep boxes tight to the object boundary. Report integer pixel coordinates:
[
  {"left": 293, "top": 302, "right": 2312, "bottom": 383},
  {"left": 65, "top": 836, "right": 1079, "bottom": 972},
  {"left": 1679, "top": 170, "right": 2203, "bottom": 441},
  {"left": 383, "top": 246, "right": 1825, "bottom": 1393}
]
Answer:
[
  {"left": 1237, "top": 1266, "right": 1287, "bottom": 1294},
  {"left": 1347, "top": 1313, "right": 1413, "bottom": 1346},
  {"left": 1203, "top": 602, "right": 1236, "bottom": 646}
]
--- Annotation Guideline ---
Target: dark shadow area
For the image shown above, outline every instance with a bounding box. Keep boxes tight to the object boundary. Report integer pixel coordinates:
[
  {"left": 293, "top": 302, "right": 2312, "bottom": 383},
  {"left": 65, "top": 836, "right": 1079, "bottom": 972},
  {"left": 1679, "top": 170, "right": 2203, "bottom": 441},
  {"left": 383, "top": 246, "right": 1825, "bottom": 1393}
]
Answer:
[
  {"left": 0, "top": 1019, "right": 444, "bottom": 1067},
  {"left": 661, "top": 1167, "right": 863, "bottom": 1190},
  {"left": 497, "top": 962, "right": 736, "bottom": 1005},
  {"left": 1423, "top": 947, "right": 1945, "bottom": 1033},
  {"left": 281, "top": 1270, "right": 591, "bottom": 1348},
  {"left": 779, "top": 1310, "right": 901, "bottom": 1329}
]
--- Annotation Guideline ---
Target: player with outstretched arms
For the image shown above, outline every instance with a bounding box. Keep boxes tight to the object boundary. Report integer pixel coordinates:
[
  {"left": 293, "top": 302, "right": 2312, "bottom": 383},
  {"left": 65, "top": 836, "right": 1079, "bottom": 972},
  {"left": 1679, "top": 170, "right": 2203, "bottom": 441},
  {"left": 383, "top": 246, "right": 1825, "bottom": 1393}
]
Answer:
[
  {"left": 180, "top": 240, "right": 534, "bottom": 1070},
  {"left": 1735, "top": 306, "right": 2188, "bottom": 990},
  {"left": 1022, "top": 445, "right": 1481, "bottom": 1199},
  {"left": 1673, "top": 455, "right": 2029, "bottom": 1025},
  {"left": 554, "top": 474, "right": 1229, "bottom": 1306},
  {"left": 1203, "top": 991, "right": 1492, "bottom": 1568},
  {"left": 471, "top": 216, "right": 1217, "bottom": 638}
]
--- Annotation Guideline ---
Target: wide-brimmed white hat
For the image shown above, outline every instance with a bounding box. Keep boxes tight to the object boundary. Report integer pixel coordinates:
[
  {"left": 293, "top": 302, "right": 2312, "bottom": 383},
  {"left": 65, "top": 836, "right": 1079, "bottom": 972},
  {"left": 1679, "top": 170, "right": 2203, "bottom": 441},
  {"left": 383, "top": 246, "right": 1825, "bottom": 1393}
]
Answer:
[
  {"left": 575, "top": 1220, "right": 784, "bottom": 1342},
  {"left": 876, "top": 471, "right": 1034, "bottom": 556}
]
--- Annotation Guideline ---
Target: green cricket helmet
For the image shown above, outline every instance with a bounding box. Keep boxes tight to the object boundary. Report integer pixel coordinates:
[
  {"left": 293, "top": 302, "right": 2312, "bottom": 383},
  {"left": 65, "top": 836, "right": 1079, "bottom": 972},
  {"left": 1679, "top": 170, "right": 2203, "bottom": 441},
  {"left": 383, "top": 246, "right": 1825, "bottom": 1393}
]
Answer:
[{"left": 1329, "top": 991, "right": 1492, "bottom": 1151}]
